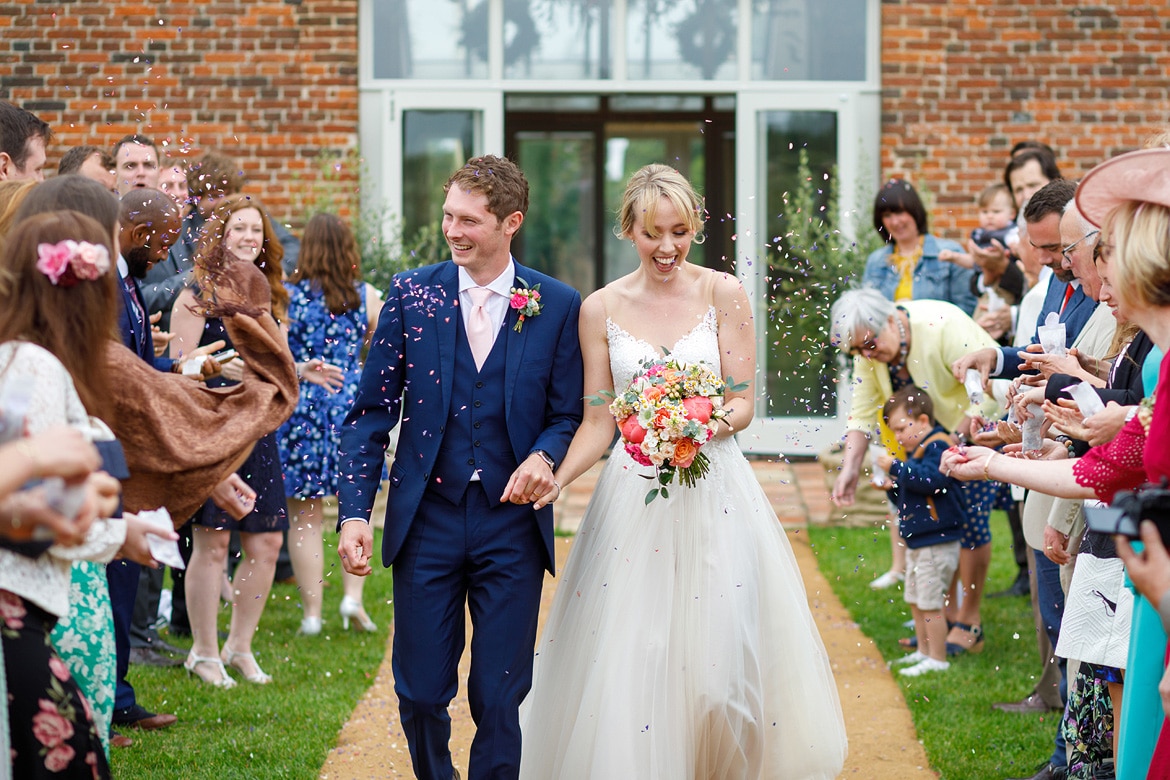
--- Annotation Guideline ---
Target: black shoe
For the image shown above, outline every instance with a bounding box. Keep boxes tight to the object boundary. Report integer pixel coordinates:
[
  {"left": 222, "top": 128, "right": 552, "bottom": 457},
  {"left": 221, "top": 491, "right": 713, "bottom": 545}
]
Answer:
[
  {"left": 993, "top": 693, "right": 1061, "bottom": 713},
  {"left": 167, "top": 624, "right": 191, "bottom": 638},
  {"left": 128, "top": 647, "right": 182, "bottom": 667},
  {"left": 1006, "top": 762, "right": 1067, "bottom": 780},
  {"left": 990, "top": 573, "right": 1031, "bottom": 598},
  {"left": 146, "top": 637, "right": 187, "bottom": 656}
]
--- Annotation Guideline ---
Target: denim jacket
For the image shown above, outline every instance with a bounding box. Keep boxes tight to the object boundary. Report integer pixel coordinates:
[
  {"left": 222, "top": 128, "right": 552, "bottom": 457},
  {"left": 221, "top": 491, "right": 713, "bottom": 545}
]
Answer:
[{"left": 862, "top": 234, "right": 978, "bottom": 315}]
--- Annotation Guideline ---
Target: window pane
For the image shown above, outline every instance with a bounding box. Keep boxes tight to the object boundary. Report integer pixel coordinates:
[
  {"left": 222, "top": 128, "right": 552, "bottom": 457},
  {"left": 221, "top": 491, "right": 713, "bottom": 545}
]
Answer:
[
  {"left": 504, "top": 1, "right": 613, "bottom": 80},
  {"left": 373, "top": 0, "right": 488, "bottom": 80},
  {"left": 514, "top": 132, "right": 597, "bottom": 293},
  {"left": 761, "top": 111, "right": 844, "bottom": 418},
  {"left": 402, "top": 110, "right": 477, "bottom": 243},
  {"left": 752, "top": 0, "right": 867, "bottom": 81},
  {"left": 626, "top": 0, "right": 738, "bottom": 81}
]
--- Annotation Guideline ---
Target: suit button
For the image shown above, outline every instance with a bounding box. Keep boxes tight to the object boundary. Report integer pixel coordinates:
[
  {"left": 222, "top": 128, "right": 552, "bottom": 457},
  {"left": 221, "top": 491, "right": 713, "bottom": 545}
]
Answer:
[
  {"left": 439, "top": 426, "right": 444, "bottom": 434},
  {"left": 474, "top": 400, "right": 482, "bottom": 408},
  {"left": 474, "top": 421, "right": 481, "bottom": 429},
  {"left": 424, "top": 472, "right": 430, "bottom": 481},
  {"left": 474, "top": 440, "right": 481, "bottom": 447},
  {"left": 466, "top": 458, "right": 475, "bottom": 466},
  {"left": 475, "top": 381, "right": 484, "bottom": 389}
]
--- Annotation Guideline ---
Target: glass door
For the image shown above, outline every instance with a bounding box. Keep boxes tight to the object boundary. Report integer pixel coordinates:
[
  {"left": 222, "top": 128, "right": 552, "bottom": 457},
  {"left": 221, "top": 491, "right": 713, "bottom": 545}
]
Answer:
[
  {"left": 736, "top": 89, "right": 879, "bottom": 455},
  {"left": 507, "top": 95, "right": 734, "bottom": 296}
]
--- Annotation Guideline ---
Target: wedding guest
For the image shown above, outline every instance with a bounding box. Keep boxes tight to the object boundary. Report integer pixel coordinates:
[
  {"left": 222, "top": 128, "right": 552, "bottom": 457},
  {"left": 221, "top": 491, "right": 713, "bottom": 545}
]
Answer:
[
  {"left": 277, "top": 212, "right": 381, "bottom": 636},
  {"left": 170, "top": 194, "right": 291, "bottom": 687}
]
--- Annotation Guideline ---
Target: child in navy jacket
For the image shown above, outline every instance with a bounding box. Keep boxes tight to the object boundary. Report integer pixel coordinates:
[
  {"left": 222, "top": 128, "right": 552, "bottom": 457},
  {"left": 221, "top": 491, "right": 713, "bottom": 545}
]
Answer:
[{"left": 875, "top": 385, "right": 966, "bottom": 676}]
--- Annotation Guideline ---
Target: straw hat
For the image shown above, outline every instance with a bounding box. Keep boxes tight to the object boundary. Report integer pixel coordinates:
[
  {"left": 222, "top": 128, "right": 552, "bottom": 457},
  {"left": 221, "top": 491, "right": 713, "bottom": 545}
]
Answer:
[{"left": 1076, "top": 147, "right": 1170, "bottom": 228}]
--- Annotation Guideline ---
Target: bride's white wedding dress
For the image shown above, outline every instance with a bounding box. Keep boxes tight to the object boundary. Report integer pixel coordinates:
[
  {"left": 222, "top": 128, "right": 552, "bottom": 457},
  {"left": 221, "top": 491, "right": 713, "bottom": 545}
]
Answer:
[{"left": 519, "top": 308, "right": 847, "bottom": 779}]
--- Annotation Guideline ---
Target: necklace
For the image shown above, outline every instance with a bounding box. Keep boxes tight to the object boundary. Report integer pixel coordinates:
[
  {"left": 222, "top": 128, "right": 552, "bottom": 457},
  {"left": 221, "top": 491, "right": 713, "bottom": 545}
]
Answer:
[
  {"left": 893, "top": 309, "right": 909, "bottom": 363},
  {"left": 888, "top": 307, "right": 911, "bottom": 389}
]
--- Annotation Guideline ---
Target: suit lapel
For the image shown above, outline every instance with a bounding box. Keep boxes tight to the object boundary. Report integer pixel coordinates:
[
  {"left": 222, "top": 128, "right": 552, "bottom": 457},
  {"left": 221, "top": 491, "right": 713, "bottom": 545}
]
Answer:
[
  {"left": 435, "top": 263, "right": 459, "bottom": 416},
  {"left": 503, "top": 264, "right": 530, "bottom": 421}
]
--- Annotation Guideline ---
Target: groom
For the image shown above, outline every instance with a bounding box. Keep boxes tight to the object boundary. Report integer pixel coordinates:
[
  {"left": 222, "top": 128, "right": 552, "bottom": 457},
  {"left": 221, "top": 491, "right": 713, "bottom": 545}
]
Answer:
[{"left": 337, "top": 155, "right": 583, "bottom": 780}]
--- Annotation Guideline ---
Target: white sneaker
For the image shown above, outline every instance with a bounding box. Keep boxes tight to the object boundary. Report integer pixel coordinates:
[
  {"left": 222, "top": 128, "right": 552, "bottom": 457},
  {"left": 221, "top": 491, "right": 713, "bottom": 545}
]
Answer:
[
  {"left": 869, "top": 570, "right": 905, "bottom": 589},
  {"left": 890, "top": 651, "right": 928, "bottom": 667},
  {"left": 899, "top": 657, "right": 950, "bottom": 677}
]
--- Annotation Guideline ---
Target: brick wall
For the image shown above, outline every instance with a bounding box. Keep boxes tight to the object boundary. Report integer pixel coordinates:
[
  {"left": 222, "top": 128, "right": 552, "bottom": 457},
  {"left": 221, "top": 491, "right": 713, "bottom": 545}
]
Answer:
[
  {"left": 3, "top": 1, "right": 1168, "bottom": 240},
  {"left": 0, "top": 0, "right": 360, "bottom": 228},
  {"left": 880, "top": 0, "right": 1170, "bottom": 239}
]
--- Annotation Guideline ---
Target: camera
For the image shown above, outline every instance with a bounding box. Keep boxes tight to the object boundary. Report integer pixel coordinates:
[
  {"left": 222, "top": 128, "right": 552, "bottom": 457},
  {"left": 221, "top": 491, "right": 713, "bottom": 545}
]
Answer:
[
  {"left": 970, "top": 225, "right": 1016, "bottom": 250},
  {"left": 1084, "top": 482, "right": 1170, "bottom": 549}
]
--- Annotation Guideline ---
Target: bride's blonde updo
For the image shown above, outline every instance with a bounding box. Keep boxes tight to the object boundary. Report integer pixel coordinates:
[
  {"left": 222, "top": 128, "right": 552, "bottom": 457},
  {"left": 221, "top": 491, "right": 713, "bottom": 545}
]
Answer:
[{"left": 616, "top": 163, "right": 706, "bottom": 243}]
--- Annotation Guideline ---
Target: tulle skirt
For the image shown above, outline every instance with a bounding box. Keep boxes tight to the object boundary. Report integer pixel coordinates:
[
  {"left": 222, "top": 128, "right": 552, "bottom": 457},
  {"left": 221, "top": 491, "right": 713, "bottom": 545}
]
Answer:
[{"left": 519, "top": 440, "right": 847, "bottom": 779}]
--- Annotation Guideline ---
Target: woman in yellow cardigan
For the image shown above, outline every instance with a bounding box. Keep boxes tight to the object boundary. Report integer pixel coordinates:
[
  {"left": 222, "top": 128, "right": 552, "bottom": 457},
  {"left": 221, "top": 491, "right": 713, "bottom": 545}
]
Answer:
[{"left": 830, "top": 287, "right": 1000, "bottom": 653}]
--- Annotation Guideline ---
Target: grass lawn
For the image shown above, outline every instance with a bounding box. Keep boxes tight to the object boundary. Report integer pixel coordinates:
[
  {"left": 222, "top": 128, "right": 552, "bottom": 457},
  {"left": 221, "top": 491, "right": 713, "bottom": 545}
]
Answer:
[
  {"left": 110, "top": 560, "right": 394, "bottom": 780},
  {"left": 808, "top": 511, "right": 1061, "bottom": 780},
  {"left": 112, "top": 509, "right": 1059, "bottom": 779}
]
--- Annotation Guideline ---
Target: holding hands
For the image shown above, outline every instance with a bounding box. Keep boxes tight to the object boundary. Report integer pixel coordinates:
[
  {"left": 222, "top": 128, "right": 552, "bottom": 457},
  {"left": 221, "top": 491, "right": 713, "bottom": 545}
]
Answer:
[{"left": 502, "top": 452, "right": 561, "bottom": 509}]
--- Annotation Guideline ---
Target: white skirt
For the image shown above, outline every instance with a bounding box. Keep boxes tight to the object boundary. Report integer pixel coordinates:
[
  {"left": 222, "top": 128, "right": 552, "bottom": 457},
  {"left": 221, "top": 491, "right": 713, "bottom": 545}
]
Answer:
[{"left": 519, "top": 440, "right": 847, "bottom": 779}]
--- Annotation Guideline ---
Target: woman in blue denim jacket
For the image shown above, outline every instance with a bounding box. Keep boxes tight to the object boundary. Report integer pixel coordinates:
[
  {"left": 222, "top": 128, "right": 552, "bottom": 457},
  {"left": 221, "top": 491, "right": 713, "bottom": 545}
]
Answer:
[{"left": 862, "top": 179, "right": 979, "bottom": 316}]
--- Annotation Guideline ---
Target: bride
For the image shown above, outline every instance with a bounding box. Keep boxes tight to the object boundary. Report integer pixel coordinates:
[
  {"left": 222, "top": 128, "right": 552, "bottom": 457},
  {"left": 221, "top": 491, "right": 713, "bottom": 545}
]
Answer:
[{"left": 519, "top": 164, "right": 847, "bottom": 778}]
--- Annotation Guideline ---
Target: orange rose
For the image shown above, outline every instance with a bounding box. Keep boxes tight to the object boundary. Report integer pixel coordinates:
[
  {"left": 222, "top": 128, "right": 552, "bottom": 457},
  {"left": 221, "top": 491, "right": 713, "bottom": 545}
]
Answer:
[
  {"left": 620, "top": 414, "right": 646, "bottom": 444},
  {"left": 653, "top": 407, "right": 674, "bottom": 429},
  {"left": 643, "top": 385, "right": 665, "bottom": 402},
  {"left": 671, "top": 437, "right": 698, "bottom": 469}
]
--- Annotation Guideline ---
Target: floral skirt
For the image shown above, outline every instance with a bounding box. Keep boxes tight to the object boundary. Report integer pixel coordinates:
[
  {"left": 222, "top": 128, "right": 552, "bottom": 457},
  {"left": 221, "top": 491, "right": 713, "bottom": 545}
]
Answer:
[
  {"left": 50, "top": 561, "right": 115, "bottom": 756},
  {"left": 0, "top": 590, "right": 110, "bottom": 779}
]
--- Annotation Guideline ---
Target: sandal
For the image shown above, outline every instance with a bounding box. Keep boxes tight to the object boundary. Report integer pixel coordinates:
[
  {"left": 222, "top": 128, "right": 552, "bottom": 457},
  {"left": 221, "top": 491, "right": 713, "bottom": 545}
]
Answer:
[
  {"left": 184, "top": 653, "right": 237, "bottom": 689},
  {"left": 945, "top": 623, "right": 984, "bottom": 656},
  {"left": 222, "top": 646, "right": 272, "bottom": 684},
  {"left": 898, "top": 619, "right": 956, "bottom": 649}
]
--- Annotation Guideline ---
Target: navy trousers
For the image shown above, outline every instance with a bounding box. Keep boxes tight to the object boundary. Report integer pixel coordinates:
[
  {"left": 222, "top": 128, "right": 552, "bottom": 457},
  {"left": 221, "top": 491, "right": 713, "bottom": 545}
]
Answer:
[
  {"left": 392, "top": 482, "right": 545, "bottom": 780},
  {"left": 107, "top": 558, "right": 141, "bottom": 713}
]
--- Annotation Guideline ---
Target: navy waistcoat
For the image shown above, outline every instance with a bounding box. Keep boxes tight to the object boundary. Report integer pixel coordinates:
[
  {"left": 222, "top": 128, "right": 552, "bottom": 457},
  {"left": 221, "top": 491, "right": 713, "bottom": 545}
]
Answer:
[{"left": 429, "top": 313, "right": 516, "bottom": 505}]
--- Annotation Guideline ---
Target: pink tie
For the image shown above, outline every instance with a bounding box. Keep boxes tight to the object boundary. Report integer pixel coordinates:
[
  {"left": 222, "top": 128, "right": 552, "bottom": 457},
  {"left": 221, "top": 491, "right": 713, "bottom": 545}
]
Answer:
[{"left": 467, "top": 287, "right": 494, "bottom": 370}]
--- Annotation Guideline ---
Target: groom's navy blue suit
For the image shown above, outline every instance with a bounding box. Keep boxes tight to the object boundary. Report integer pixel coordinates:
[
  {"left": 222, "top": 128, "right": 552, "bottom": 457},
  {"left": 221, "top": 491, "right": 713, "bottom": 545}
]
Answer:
[{"left": 338, "top": 259, "right": 583, "bottom": 780}]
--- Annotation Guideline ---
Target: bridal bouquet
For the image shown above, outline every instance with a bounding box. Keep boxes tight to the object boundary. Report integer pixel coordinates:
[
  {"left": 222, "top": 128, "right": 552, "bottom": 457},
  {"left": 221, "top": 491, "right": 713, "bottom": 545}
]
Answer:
[{"left": 599, "top": 356, "right": 743, "bottom": 503}]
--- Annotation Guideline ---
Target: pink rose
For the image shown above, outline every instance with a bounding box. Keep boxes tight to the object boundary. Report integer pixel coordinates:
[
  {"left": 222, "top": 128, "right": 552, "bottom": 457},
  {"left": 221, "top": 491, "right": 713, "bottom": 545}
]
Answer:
[
  {"left": 681, "top": 396, "right": 713, "bottom": 423},
  {"left": 49, "top": 656, "right": 72, "bottom": 683},
  {"left": 36, "top": 242, "right": 71, "bottom": 284},
  {"left": 510, "top": 292, "right": 529, "bottom": 309},
  {"left": 620, "top": 414, "right": 646, "bottom": 444},
  {"left": 44, "top": 743, "right": 75, "bottom": 772},
  {"left": 32, "top": 700, "right": 73, "bottom": 748},
  {"left": 625, "top": 442, "right": 652, "bottom": 466},
  {"left": 0, "top": 590, "right": 27, "bottom": 629},
  {"left": 70, "top": 242, "right": 109, "bottom": 280},
  {"left": 671, "top": 437, "right": 698, "bottom": 469}
]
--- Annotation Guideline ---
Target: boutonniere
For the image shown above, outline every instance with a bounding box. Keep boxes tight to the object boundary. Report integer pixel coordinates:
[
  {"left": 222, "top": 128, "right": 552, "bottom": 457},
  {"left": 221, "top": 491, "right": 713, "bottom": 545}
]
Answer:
[{"left": 509, "top": 276, "right": 542, "bottom": 332}]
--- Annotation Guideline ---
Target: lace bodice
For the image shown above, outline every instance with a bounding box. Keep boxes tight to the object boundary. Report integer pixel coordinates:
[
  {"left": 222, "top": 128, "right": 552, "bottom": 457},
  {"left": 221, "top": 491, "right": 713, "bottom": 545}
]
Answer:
[
  {"left": 605, "top": 306, "right": 738, "bottom": 463},
  {"left": 606, "top": 306, "right": 719, "bottom": 391}
]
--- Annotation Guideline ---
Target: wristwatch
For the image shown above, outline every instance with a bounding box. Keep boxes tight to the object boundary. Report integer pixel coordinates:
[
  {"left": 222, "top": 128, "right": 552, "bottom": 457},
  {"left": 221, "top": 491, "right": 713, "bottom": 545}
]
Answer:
[{"left": 534, "top": 450, "right": 555, "bottom": 470}]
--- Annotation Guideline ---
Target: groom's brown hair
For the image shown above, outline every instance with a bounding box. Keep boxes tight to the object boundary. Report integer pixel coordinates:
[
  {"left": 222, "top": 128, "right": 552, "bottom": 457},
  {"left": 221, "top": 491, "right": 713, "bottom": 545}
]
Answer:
[{"left": 445, "top": 154, "right": 529, "bottom": 223}]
